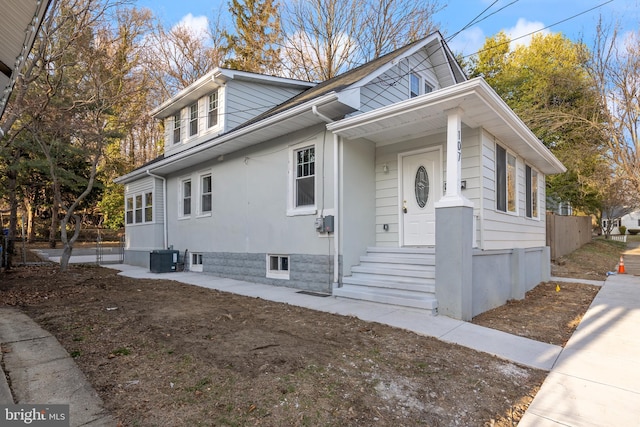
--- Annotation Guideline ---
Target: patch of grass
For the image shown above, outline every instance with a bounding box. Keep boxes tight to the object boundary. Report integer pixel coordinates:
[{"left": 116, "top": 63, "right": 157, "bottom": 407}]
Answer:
[
  {"left": 112, "top": 347, "right": 131, "bottom": 356},
  {"left": 70, "top": 350, "right": 81, "bottom": 358}
]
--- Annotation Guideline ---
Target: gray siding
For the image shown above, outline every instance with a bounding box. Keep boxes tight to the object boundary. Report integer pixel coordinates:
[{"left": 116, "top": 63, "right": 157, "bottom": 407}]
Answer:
[
  {"left": 359, "top": 50, "right": 441, "bottom": 114},
  {"left": 225, "top": 80, "right": 305, "bottom": 131},
  {"left": 480, "top": 130, "right": 547, "bottom": 250},
  {"left": 124, "top": 176, "right": 165, "bottom": 251}
]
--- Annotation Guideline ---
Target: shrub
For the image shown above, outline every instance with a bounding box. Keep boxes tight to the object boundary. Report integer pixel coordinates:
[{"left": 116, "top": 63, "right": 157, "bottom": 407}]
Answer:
[{"left": 619, "top": 225, "right": 627, "bottom": 235}]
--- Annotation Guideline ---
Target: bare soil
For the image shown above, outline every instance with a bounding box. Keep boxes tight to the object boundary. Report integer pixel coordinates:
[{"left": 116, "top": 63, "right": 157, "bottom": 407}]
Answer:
[{"left": 0, "top": 239, "right": 621, "bottom": 426}]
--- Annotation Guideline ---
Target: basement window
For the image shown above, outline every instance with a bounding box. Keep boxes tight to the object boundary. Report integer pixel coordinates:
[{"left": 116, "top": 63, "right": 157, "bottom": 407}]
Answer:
[{"left": 266, "top": 254, "right": 289, "bottom": 279}]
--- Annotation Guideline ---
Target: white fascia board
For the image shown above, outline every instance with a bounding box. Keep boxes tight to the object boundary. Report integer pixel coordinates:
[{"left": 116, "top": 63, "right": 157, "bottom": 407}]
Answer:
[
  {"left": 115, "top": 92, "right": 341, "bottom": 184},
  {"left": 151, "top": 69, "right": 223, "bottom": 118}
]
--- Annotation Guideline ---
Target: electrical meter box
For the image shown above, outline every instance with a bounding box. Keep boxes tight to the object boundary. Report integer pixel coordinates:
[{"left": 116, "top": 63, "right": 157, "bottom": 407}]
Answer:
[{"left": 314, "top": 216, "right": 335, "bottom": 233}]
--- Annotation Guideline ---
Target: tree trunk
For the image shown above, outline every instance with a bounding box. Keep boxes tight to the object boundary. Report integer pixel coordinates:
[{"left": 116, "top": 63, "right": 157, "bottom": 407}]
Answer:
[
  {"left": 59, "top": 242, "right": 73, "bottom": 271},
  {"left": 48, "top": 181, "right": 60, "bottom": 248},
  {"left": 59, "top": 213, "right": 82, "bottom": 272},
  {"left": 24, "top": 197, "right": 36, "bottom": 243},
  {"left": 6, "top": 166, "right": 19, "bottom": 270}
]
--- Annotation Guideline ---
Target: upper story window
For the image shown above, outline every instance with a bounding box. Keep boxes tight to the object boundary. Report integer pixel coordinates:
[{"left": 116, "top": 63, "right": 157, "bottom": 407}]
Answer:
[
  {"left": 173, "top": 113, "right": 181, "bottom": 144},
  {"left": 189, "top": 103, "right": 198, "bottom": 137},
  {"left": 496, "top": 144, "right": 517, "bottom": 213},
  {"left": 526, "top": 165, "right": 538, "bottom": 218},
  {"left": 410, "top": 72, "right": 435, "bottom": 98},
  {"left": 410, "top": 73, "right": 420, "bottom": 98},
  {"left": 295, "top": 146, "right": 315, "bottom": 207},
  {"left": 208, "top": 92, "right": 218, "bottom": 128}
]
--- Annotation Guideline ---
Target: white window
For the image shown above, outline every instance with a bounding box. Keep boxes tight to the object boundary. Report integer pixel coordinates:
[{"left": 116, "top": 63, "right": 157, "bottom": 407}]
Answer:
[
  {"left": 173, "top": 113, "right": 181, "bottom": 144},
  {"left": 266, "top": 254, "right": 289, "bottom": 279},
  {"left": 125, "top": 192, "right": 153, "bottom": 225},
  {"left": 191, "top": 253, "right": 203, "bottom": 272},
  {"left": 410, "top": 72, "right": 435, "bottom": 98},
  {"left": 200, "top": 174, "right": 212, "bottom": 214},
  {"left": 189, "top": 103, "right": 198, "bottom": 137},
  {"left": 181, "top": 179, "right": 192, "bottom": 217},
  {"left": 496, "top": 144, "right": 517, "bottom": 213},
  {"left": 410, "top": 73, "right": 420, "bottom": 98},
  {"left": 126, "top": 197, "right": 134, "bottom": 224},
  {"left": 295, "top": 146, "right": 315, "bottom": 207},
  {"left": 526, "top": 165, "right": 538, "bottom": 218},
  {"left": 208, "top": 92, "right": 218, "bottom": 128}
]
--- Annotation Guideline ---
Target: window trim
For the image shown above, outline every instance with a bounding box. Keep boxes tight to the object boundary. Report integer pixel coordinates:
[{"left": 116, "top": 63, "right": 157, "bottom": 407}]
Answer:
[
  {"left": 266, "top": 254, "right": 290, "bottom": 279},
  {"left": 525, "top": 165, "right": 539, "bottom": 219},
  {"left": 173, "top": 112, "right": 181, "bottom": 144},
  {"left": 208, "top": 91, "right": 219, "bottom": 128},
  {"left": 180, "top": 178, "right": 192, "bottom": 218},
  {"left": 409, "top": 72, "right": 436, "bottom": 98},
  {"left": 287, "top": 142, "right": 317, "bottom": 216},
  {"left": 496, "top": 143, "right": 517, "bottom": 214},
  {"left": 190, "top": 252, "right": 203, "bottom": 272},
  {"left": 125, "top": 191, "right": 154, "bottom": 225},
  {"left": 189, "top": 102, "right": 198, "bottom": 137},
  {"left": 199, "top": 173, "right": 212, "bottom": 216}
]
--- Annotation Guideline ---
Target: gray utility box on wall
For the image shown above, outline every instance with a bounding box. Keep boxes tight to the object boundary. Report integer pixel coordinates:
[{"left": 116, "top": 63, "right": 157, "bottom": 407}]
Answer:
[{"left": 150, "top": 249, "right": 179, "bottom": 273}]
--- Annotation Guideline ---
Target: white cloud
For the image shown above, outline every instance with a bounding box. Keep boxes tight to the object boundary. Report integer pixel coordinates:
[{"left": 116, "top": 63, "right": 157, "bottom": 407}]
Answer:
[
  {"left": 448, "top": 27, "right": 486, "bottom": 57},
  {"left": 173, "top": 13, "right": 209, "bottom": 36},
  {"left": 504, "top": 18, "right": 549, "bottom": 48}
]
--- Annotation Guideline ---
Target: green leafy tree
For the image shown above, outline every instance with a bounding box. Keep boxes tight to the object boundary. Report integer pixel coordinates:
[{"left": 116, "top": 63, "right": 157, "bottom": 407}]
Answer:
[
  {"left": 222, "top": 0, "right": 282, "bottom": 74},
  {"left": 469, "top": 32, "right": 607, "bottom": 214}
]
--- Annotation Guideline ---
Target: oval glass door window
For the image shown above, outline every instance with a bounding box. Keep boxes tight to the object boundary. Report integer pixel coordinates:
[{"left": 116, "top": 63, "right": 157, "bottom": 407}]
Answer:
[{"left": 415, "top": 165, "right": 429, "bottom": 208}]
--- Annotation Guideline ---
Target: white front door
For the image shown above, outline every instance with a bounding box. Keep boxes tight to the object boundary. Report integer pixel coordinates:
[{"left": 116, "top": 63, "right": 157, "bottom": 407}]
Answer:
[{"left": 401, "top": 149, "right": 442, "bottom": 246}]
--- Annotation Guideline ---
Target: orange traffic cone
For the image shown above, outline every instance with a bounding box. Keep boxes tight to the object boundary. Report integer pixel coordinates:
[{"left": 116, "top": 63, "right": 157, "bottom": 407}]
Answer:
[{"left": 618, "top": 255, "right": 626, "bottom": 274}]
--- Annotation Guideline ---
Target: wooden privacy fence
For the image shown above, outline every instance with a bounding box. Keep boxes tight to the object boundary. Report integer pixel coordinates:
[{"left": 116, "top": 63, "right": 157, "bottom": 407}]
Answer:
[{"left": 546, "top": 213, "right": 592, "bottom": 261}]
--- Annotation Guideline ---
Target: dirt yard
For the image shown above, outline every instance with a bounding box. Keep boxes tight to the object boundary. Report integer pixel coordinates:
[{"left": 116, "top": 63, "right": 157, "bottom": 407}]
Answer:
[{"left": 0, "top": 239, "right": 622, "bottom": 426}]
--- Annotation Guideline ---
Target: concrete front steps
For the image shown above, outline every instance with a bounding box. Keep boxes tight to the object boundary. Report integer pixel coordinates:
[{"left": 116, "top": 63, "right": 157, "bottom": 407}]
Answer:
[{"left": 334, "top": 247, "right": 438, "bottom": 313}]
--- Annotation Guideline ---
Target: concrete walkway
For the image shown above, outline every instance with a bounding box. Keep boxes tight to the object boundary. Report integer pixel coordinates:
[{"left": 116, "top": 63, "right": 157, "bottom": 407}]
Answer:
[{"left": 0, "top": 310, "right": 117, "bottom": 426}]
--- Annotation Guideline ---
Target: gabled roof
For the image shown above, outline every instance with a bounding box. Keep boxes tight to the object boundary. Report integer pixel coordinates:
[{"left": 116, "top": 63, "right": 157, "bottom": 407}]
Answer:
[
  {"left": 115, "top": 32, "right": 468, "bottom": 184},
  {"left": 242, "top": 31, "right": 465, "bottom": 128}
]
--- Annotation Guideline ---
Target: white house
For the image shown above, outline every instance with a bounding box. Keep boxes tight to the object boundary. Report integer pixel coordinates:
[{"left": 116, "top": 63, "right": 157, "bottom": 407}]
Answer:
[{"left": 115, "top": 33, "right": 566, "bottom": 321}]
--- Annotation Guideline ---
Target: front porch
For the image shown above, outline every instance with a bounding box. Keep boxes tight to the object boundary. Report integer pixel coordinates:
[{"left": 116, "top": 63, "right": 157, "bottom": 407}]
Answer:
[{"left": 333, "top": 246, "right": 438, "bottom": 313}]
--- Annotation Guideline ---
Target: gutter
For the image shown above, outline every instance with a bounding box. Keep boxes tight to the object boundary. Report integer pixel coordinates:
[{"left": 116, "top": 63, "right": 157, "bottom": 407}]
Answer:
[
  {"left": 311, "top": 105, "right": 341, "bottom": 288},
  {"left": 146, "top": 170, "right": 168, "bottom": 249}
]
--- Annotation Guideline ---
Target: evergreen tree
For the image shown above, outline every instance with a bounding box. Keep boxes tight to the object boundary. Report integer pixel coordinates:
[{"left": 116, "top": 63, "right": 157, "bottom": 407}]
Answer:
[{"left": 222, "top": 0, "right": 282, "bottom": 74}]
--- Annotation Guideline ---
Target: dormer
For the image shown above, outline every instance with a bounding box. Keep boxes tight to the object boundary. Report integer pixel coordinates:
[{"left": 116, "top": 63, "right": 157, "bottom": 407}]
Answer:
[{"left": 152, "top": 68, "right": 316, "bottom": 157}]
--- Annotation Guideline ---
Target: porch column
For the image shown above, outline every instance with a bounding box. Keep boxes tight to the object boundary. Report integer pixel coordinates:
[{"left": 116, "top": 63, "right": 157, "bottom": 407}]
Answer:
[{"left": 435, "top": 108, "right": 474, "bottom": 320}]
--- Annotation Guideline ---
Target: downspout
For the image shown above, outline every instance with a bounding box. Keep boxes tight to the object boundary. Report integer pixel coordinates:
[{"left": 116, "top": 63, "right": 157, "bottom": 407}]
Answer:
[
  {"left": 146, "top": 170, "right": 167, "bottom": 249},
  {"left": 311, "top": 105, "right": 340, "bottom": 288}
]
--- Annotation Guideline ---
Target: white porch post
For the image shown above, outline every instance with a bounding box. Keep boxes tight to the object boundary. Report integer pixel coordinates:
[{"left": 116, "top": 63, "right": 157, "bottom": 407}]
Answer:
[
  {"left": 435, "top": 107, "right": 474, "bottom": 320},
  {"left": 436, "top": 108, "right": 473, "bottom": 208}
]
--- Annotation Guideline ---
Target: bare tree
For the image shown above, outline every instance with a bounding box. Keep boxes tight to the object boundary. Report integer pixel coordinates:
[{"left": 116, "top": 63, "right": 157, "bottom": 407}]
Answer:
[
  {"left": 145, "top": 13, "right": 227, "bottom": 97},
  {"left": 588, "top": 19, "right": 640, "bottom": 194},
  {"left": 280, "top": 0, "right": 362, "bottom": 81}
]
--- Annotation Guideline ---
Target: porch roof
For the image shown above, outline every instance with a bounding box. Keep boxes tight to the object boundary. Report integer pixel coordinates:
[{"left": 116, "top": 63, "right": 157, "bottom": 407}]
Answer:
[{"left": 327, "top": 77, "right": 566, "bottom": 175}]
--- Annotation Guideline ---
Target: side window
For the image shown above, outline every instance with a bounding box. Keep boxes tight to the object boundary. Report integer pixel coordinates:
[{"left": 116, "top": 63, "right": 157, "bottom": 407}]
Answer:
[
  {"left": 201, "top": 174, "right": 212, "bottom": 213},
  {"left": 126, "top": 197, "right": 134, "bottom": 225},
  {"left": 410, "top": 73, "right": 420, "bottom": 98},
  {"left": 266, "top": 254, "right": 289, "bottom": 279},
  {"left": 208, "top": 92, "right": 218, "bottom": 128},
  {"left": 182, "top": 179, "right": 192, "bottom": 216},
  {"left": 173, "top": 113, "right": 181, "bottom": 144},
  {"left": 144, "top": 192, "right": 153, "bottom": 222},
  {"left": 135, "top": 194, "right": 143, "bottom": 223},
  {"left": 496, "top": 144, "right": 517, "bottom": 213},
  {"left": 295, "top": 146, "right": 315, "bottom": 207},
  {"left": 526, "top": 166, "right": 538, "bottom": 218},
  {"left": 189, "top": 103, "right": 198, "bottom": 137}
]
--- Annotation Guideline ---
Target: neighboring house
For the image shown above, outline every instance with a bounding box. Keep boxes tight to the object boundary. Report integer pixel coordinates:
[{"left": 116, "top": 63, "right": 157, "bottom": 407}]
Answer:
[
  {"left": 115, "top": 32, "right": 566, "bottom": 321},
  {"left": 603, "top": 210, "right": 640, "bottom": 234}
]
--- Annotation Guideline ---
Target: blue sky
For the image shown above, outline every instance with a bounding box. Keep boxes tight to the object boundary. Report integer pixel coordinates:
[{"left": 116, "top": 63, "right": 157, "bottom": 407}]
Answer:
[{"left": 134, "top": 0, "right": 639, "bottom": 56}]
